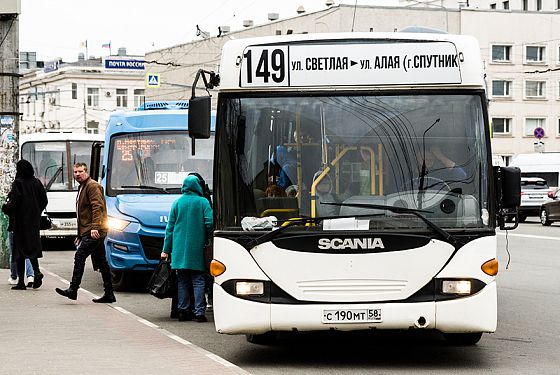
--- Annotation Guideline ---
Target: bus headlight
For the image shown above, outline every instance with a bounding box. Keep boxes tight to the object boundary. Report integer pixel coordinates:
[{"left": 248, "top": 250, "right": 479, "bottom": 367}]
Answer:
[
  {"left": 235, "top": 281, "right": 264, "bottom": 296},
  {"left": 441, "top": 280, "right": 472, "bottom": 295},
  {"left": 107, "top": 217, "right": 130, "bottom": 231}
]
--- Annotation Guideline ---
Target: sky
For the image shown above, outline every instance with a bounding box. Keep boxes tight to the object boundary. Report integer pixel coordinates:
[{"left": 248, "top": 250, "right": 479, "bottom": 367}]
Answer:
[{"left": 19, "top": 0, "right": 399, "bottom": 62}]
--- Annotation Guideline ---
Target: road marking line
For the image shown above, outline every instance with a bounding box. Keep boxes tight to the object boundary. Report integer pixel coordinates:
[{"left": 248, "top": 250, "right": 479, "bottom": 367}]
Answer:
[
  {"left": 206, "top": 353, "right": 239, "bottom": 368},
  {"left": 497, "top": 232, "right": 560, "bottom": 241},
  {"left": 168, "top": 334, "right": 192, "bottom": 345},
  {"left": 113, "top": 306, "right": 132, "bottom": 315},
  {"left": 43, "top": 266, "right": 249, "bottom": 374},
  {"left": 137, "top": 318, "right": 159, "bottom": 328}
]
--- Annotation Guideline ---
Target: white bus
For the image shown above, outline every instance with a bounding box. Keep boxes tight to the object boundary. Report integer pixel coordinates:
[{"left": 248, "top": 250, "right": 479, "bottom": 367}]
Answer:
[
  {"left": 19, "top": 133, "right": 104, "bottom": 240},
  {"left": 187, "top": 32, "right": 520, "bottom": 345}
]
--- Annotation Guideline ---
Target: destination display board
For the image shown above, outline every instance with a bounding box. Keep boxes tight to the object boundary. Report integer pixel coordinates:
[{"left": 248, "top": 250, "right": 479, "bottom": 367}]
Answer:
[{"left": 240, "top": 42, "right": 462, "bottom": 87}]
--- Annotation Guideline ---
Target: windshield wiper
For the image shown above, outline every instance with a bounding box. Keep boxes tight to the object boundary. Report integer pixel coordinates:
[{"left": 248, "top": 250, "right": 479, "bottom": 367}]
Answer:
[
  {"left": 322, "top": 202, "right": 458, "bottom": 247},
  {"left": 418, "top": 118, "right": 440, "bottom": 209},
  {"left": 248, "top": 213, "right": 383, "bottom": 249},
  {"left": 45, "top": 166, "right": 63, "bottom": 191},
  {"left": 120, "top": 185, "right": 170, "bottom": 194}
]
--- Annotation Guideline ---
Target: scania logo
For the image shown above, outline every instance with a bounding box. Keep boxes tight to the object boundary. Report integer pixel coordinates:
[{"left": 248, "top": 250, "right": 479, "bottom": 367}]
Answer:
[{"left": 317, "top": 238, "right": 385, "bottom": 250}]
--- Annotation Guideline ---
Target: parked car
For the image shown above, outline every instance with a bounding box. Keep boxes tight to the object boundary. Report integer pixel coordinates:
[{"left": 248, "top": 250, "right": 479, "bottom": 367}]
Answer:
[
  {"left": 518, "top": 177, "right": 552, "bottom": 222},
  {"left": 540, "top": 188, "right": 560, "bottom": 226}
]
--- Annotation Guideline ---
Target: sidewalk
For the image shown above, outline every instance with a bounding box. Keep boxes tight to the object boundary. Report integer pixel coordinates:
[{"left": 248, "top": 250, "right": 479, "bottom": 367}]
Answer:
[{"left": 0, "top": 267, "right": 249, "bottom": 375}]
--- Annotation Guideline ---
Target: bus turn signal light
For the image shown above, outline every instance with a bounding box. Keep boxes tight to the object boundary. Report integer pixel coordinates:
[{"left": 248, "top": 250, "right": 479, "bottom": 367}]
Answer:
[
  {"left": 481, "top": 258, "right": 498, "bottom": 276},
  {"left": 210, "top": 260, "right": 226, "bottom": 277}
]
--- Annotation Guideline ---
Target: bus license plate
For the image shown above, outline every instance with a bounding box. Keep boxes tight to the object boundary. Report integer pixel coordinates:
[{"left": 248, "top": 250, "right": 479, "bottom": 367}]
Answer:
[
  {"left": 55, "top": 219, "right": 76, "bottom": 229},
  {"left": 322, "top": 309, "right": 382, "bottom": 324}
]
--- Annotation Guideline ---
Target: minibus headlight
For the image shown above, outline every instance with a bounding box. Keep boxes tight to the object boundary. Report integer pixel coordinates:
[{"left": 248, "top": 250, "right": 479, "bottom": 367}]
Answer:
[
  {"left": 235, "top": 281, "right": 264, "bottom": 296},
  {"left": 441, "top": 280, "right": 472, "bottom": 295},
  {"left": 107, "top": 217, "right": 130, "bottom": 231}
]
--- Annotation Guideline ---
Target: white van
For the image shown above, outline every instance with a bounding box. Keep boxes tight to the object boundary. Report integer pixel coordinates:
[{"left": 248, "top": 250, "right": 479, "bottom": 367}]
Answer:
[{"left": 510, "top": 153, "right": 560, "bottom": 188}]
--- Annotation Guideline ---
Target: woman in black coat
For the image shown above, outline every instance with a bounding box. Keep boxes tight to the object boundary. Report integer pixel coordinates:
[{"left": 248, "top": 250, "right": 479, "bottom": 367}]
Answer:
[{"left": 2, "top": 159, "right": 48, "bottom": 290}]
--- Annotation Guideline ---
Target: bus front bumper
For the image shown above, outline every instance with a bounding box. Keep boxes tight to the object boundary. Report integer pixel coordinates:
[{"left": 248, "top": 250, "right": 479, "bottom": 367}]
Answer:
[{"left": 213, "top": 281, "right": 497, "bottom": 335}]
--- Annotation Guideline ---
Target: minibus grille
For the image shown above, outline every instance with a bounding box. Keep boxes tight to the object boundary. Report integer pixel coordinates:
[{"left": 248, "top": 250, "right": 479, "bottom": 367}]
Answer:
[{"left": 139, "top": 235, "right": 164, "bottom": 260}]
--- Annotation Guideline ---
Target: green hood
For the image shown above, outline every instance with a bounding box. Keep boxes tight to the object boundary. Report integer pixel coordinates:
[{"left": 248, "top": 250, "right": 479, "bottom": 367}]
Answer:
[{"left": 181, "top": 175, "right": 203, "bottom": 196}]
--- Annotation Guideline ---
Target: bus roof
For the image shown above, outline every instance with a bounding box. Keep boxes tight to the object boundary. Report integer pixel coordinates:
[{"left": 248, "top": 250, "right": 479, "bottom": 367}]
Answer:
[
  {"left": 19, "top": 132, "right": 104, "bottom": 144},
  {"left": 136, "top": 100, "right": 189, "bottom": 111},
  {"left": 106, "top": 108, "right": 216, "bottom": 135},
  {"left": 219, "top": 31, "right": 484, "bottom": 91}
]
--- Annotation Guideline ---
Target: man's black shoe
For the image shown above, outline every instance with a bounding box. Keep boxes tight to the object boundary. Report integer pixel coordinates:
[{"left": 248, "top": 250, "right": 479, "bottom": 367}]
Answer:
[
  {"left": 178, "top": 311, "right": 193, "bottom": 321},
  {"left": 194, "top": 315, "right": 208, "bottom": 323},
  {"left": 11, "top": 283, "right": 26, "bottom": 290},
  {"left": 170, "top": 310, "right": 179, "bottom": 319},
  {"left": 55, "top": 287, "right": 77, "bottom": 300},
  {"left": 33, "top": 272, "right": 44, "bottom": 289},
  {"left": 92, "top": 292, "right": 116, "bottom": 303}
]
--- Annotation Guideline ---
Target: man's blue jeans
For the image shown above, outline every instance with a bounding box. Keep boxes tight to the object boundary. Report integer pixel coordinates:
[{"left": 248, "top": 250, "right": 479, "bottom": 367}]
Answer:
[
  {"left": 8, "top": 232, "right": 34, "bottom": 280},
  {"left": 176, "top": 269, "right": 206, "bottom": 316}
]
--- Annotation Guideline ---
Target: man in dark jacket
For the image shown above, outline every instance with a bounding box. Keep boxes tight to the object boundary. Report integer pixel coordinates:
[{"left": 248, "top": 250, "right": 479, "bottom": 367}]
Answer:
[
  {"left": 2, "top": 159, "right": 48, "bottom": 290},
  {"left": 55, "top": 162, "right": 115, "bottom": 303}
]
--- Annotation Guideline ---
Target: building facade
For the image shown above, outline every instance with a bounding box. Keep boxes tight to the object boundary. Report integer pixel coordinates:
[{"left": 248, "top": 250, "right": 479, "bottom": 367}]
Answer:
[
  {"left": 19, "top": 54, "right": 145, "bottom": 134},
  {"left": 145, "top": 2, "right": 560, "bottom": 162}
]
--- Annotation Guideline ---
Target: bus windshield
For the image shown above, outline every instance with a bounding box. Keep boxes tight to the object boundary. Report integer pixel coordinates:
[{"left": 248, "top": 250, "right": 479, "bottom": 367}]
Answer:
[
  {"left": 215, "top": 93, "right": 490, "bottom": 231},
  {"left": 21, "top": 140, "right": 97, "bottom": 191},
  {"left": 107, "top": 130, "right": 214, "bottom": 196}
]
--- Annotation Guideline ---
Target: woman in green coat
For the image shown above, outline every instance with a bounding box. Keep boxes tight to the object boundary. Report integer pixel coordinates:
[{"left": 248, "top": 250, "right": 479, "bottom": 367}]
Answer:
[{"left": 161, "top": 175, "right": 213, "bottom": 322}]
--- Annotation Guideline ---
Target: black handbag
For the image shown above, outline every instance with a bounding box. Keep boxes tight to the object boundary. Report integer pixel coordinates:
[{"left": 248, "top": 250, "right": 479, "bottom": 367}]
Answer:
[
  {"left": 147, "top": 260, "right": 176, "bottom": 299},
  {"left": 40, "top": 214, "right": 52, "bottom": 230}
]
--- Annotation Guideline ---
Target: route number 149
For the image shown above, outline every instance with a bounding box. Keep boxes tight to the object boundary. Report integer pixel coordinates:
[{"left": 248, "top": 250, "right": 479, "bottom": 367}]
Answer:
[{"left": 241, "top": 46, "right": 288, "bottom": 87}]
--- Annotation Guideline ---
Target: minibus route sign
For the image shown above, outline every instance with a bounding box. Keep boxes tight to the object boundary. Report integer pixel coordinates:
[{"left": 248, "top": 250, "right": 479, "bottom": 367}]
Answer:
[{"left": 240, "top": 42, "right": 462, "bottom": 87}]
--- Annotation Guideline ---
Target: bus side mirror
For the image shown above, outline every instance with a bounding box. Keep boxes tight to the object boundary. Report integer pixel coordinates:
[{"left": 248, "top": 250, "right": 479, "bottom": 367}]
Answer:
[
  {"left": 90, "top": 141, "right": 104, "bottom": 182},
  {"left": 189, "top": 69, "right": 218, "bottom": 155},
  {"left": 188, "top": 96, "right": 211, "bottom": 139},
  {"left": 494, "top": 166, "right": 521, "bottom": 230}
]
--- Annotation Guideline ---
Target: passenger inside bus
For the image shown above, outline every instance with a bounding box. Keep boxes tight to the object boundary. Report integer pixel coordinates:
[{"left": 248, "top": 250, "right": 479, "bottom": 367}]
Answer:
[
  {"left": 39, "top": 152, "right": 59, "bottom": 183},
  {"left": 413, "top": 146, "right": 467, "bottom": 192}
]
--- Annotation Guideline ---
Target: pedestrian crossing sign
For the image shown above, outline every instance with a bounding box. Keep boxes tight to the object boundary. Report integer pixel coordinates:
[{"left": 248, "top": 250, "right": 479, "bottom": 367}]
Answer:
[{"left": 146, "top": 73, "right": 160, "bottom": 88}]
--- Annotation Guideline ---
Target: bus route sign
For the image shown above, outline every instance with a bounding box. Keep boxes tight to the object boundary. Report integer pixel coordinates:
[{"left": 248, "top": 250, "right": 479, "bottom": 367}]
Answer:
[
  {"left": 240, "top": 41, "right": 462, "bottom": 87},
  {"left": 534, "top": 127, "right": 545, "bottom": 139}
]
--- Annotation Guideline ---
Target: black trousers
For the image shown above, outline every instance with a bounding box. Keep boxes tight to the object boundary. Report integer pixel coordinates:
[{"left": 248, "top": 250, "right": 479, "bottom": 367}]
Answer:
[
  {"left": 16, "top": 257, "right": 40, "bottom": 284},
  {"left": 70, "top": 236, "right": 113, "bottom": 293}
]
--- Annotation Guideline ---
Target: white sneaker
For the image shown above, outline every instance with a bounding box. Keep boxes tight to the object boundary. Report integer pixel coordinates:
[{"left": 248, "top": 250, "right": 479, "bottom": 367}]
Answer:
[
  {"left": 27, "top": 276, "right": 34, "bottom": 287},
  {"left": 8, "top": 277, "right": 18, "bottom": 285}
]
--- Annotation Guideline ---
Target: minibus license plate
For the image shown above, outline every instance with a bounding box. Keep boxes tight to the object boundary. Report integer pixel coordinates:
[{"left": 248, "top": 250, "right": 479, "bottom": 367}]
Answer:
[{"left": 322, "top": 309, "right": 382, "bottom": 323}]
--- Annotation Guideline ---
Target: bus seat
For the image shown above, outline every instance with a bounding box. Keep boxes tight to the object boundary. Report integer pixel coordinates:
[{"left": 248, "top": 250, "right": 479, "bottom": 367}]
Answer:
[{"left": 256, "top": 197, "right": 299, "bottom": 220}]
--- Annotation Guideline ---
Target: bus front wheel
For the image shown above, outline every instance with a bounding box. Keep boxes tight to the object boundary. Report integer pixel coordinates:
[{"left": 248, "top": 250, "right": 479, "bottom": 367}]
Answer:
[
  {"left": 443, "top": 332, "right": 483, "bottom": 346},
  {"left": 246, "top": 332, "right": 277, "bottom": 345},
  {"left": 111, "top": 270, "right": 132, "bottom": 291}
]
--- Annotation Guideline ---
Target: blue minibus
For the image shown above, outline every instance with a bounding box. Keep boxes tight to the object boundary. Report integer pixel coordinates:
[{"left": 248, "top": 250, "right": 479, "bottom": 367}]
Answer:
[{"left": 91, "top": 101, "right": 215, "bottom": 289}]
